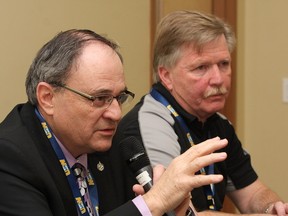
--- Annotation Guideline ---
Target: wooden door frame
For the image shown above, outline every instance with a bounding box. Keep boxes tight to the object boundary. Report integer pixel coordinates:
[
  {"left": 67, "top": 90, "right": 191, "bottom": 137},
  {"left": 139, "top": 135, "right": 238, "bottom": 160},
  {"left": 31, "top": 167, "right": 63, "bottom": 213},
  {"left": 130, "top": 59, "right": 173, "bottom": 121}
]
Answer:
[{"left": 212, "top": 0, "right": 237, "bottom": 125}]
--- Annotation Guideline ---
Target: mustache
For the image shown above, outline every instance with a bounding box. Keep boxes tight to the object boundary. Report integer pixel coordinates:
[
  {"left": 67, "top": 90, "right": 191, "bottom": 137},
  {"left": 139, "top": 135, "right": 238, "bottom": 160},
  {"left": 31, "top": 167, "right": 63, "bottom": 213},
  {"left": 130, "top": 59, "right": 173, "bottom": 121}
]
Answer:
[{"left": 203, "top": 87, "right": 228, "bottom": 98}]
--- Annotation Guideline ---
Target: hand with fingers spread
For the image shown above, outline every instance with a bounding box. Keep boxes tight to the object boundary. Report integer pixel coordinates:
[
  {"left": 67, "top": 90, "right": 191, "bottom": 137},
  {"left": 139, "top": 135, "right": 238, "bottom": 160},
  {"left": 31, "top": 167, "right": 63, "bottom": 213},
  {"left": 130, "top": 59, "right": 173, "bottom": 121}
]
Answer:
[{"left": 137, "top": 137, "right": 227, "bottom": 216}]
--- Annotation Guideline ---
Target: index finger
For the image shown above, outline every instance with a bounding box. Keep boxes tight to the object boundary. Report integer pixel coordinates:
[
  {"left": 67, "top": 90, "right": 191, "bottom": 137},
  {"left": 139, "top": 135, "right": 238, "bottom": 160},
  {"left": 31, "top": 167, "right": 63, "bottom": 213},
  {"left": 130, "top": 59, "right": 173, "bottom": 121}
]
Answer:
[{"left": 184, "top": 137, "right": 228, "bottom": 160}]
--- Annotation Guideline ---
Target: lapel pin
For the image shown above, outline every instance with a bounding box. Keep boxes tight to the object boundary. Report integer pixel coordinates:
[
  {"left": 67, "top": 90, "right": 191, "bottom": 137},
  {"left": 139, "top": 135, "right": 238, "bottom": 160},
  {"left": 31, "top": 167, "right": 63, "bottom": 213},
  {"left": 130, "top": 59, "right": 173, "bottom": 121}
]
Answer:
[{"left": 97, "top": 161, "right": 104, "bottom": 171}]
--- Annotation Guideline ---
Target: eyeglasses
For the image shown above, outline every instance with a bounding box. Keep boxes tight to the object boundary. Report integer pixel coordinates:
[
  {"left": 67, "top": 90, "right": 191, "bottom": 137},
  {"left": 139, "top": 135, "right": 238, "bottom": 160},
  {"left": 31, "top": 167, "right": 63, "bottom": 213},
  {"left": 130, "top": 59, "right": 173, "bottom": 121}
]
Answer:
[{"left": 56, "top": 84, "right": 135, "bottom": 109}]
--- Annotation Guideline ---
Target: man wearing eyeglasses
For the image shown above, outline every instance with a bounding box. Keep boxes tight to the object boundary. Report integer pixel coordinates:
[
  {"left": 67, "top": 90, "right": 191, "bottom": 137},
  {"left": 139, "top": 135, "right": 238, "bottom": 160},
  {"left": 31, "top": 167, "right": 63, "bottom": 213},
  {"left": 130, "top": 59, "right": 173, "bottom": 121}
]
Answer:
[{"left": 0, "top": 29, "right": 228, "bottom": 216}]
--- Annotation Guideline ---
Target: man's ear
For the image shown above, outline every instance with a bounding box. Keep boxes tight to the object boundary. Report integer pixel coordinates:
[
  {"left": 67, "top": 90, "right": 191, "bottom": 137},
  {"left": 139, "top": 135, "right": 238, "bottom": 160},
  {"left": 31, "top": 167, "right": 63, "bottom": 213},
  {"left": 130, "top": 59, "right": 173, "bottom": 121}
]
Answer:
[
  {"left": 158, "top": 66, "right": 173, "bottom": 91},
  {"left": 36, "top": 82, "right": 55, "bottom": 115}
]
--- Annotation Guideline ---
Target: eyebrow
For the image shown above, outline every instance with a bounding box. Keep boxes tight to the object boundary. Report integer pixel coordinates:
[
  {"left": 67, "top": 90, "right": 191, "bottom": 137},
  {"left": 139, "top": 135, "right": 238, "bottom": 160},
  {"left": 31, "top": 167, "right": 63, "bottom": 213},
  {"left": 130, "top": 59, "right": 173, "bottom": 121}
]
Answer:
[{"left": 89, "top": 87, "right": 128, "bottom": 96}]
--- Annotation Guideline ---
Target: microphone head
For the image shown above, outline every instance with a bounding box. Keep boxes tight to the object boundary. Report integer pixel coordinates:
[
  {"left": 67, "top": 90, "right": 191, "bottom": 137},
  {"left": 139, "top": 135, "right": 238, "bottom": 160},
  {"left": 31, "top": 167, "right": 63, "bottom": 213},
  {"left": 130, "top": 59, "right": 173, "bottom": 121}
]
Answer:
[{"left": 120, "top": 136, "right": 151, "bottom": 173}]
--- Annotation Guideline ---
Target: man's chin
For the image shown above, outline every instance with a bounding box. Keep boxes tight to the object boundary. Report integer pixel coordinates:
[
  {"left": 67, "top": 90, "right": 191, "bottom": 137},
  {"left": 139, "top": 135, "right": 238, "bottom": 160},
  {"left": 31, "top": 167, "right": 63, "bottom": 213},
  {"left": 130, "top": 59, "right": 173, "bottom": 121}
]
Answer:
[
  {"left": 91, "top": 139, "right": 113, "bottom": 153},
  {"left": 204, "top": 103, "right": 225, "bottom": 114}
]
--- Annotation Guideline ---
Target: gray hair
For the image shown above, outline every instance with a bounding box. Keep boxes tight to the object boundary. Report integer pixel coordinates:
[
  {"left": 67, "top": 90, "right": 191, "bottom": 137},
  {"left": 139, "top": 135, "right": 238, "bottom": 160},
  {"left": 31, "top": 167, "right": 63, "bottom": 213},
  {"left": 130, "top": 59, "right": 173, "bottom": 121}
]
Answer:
[
  {"left": 153, "top": 10, "right": 236, "bottom": 82},
  {"left": 25, "top": 29, "right": 123, "bottom": 105}
]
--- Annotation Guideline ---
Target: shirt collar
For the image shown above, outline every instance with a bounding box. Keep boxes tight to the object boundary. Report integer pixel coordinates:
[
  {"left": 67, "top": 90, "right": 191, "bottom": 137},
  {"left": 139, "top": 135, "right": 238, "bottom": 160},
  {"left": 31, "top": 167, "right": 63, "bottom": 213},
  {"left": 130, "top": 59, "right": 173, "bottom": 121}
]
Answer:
[
  {"left": 153, "top": 82, "right": 218, "bottom": 126},
  {"left": 55, "top": 136, "right": 88, "bottom": 169}
]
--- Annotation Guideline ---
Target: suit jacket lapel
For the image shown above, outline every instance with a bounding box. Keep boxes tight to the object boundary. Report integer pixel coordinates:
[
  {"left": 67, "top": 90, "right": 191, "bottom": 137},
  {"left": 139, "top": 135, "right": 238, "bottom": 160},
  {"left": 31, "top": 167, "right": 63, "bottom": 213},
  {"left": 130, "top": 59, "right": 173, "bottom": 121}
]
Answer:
[{"left": 88, "top": 152, "right": 124, "bottom": 215}]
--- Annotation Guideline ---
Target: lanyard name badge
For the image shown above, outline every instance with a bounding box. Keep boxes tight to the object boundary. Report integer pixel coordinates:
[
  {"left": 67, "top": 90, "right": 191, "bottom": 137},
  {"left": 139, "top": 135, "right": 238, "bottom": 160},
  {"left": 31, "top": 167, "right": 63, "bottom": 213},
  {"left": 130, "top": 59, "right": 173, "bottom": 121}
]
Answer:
[
  {"left": 150, "top": 88, "right": 217, "bottom": 210},
  {"left": 35, "top": 108, "right": 99, "bottom": 216}
]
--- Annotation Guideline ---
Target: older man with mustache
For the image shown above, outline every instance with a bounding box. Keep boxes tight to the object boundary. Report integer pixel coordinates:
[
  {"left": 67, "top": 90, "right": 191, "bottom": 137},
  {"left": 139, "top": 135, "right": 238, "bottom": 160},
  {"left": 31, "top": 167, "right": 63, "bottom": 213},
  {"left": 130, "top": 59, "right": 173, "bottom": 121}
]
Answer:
[{"left": 112, "top": 10, "right": 288, "bottom": 215}]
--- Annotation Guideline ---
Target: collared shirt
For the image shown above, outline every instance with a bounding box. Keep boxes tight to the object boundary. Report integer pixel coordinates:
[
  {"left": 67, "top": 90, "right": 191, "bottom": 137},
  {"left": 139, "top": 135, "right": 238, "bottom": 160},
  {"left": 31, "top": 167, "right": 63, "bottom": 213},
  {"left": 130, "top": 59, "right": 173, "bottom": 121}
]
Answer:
[
  {"left": 113, "top": 82, "right": 258, "bottom": 211},
  {"left": 56, "top": 136, "right": 151, "bottom": 216},
  {"left": 56, "top": 136, "right": 87, "bottom": 169}
]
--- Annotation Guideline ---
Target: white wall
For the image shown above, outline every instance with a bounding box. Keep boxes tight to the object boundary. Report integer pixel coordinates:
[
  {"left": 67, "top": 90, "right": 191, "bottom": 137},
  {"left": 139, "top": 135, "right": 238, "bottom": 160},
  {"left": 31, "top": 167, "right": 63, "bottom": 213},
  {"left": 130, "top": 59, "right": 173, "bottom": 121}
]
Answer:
[
  {"left": 0, "top": 0, "right": 151, "bottom": 120},
  {"left": 237, "top": 0, "right": 288, "bottom": 200}
]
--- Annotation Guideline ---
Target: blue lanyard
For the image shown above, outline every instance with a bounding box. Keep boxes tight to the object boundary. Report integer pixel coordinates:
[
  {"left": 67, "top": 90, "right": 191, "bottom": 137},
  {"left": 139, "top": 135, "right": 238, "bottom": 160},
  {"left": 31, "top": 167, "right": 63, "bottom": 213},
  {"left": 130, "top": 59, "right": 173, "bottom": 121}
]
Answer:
[
  {"left": 150, "top": 88, "right": 217, "bottom": 210},
  {"left": 35, "top": 108, "right": 99, "bottom": 216}
]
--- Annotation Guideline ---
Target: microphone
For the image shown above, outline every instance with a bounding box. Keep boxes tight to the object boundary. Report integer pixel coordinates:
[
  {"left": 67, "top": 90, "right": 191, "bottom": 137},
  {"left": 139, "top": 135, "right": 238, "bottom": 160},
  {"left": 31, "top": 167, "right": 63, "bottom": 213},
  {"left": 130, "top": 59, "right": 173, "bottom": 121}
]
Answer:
[
  {"left": 120, "top": 136, "right": 176, "bottom": 216},
  {"left": 120, "top": 136, "right": 153, "bottom": 192}
]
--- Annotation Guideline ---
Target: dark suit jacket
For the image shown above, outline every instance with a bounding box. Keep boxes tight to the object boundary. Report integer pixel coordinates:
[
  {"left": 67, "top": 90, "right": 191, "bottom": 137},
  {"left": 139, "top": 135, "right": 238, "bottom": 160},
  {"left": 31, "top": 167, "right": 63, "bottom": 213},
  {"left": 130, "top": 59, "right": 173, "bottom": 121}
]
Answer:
[{"left": 0, "top": 102, "right": 141, "bottom": 216}]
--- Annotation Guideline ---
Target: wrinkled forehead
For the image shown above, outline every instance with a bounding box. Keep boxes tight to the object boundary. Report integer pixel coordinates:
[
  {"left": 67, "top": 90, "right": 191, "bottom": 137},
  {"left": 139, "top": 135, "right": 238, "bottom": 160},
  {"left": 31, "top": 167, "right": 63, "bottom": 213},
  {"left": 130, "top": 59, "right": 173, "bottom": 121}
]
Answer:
[{"left": 182, "top": 34, "right": 229, "bottom": 54}]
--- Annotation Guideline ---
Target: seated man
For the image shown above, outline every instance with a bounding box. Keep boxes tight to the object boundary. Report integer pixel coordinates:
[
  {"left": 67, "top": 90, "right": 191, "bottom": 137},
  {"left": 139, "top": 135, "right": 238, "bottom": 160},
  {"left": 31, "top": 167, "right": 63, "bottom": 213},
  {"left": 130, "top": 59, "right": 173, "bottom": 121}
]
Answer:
[
  {"left": 112, "top": 10, "right": 288, "bottom": 215},
  {"left": 0, "top": 28, "right": 227, "bottom": 216}
]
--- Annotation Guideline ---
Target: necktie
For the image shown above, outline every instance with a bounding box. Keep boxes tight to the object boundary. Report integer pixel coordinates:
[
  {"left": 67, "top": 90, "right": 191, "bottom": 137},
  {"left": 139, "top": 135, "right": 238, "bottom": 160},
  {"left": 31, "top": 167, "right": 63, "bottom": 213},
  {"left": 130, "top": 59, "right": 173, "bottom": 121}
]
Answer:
[{"left": 73, "top": 163, "right": 95, "bottom": 216}]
